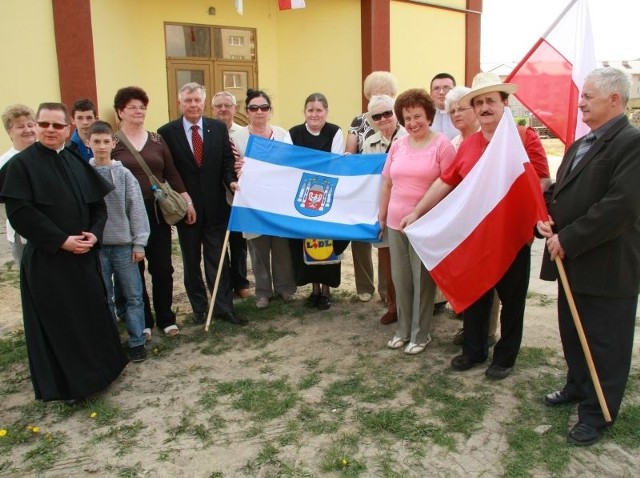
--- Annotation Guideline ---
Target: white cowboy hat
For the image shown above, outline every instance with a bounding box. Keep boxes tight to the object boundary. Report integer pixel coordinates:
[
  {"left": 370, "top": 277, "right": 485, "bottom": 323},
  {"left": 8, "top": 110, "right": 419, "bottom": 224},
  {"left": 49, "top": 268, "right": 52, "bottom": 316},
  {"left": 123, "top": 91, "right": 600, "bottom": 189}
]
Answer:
[{"left": 459, "top": 71, "right": 518, "bottom": 106}]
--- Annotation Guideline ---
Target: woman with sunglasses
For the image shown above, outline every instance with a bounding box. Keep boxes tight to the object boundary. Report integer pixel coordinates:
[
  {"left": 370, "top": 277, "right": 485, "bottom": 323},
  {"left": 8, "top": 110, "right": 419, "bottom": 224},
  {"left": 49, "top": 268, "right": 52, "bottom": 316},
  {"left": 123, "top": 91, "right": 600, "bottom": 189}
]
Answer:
[
  {"left": 379, "top": 89, "right": 455, "bottom": 355},
  {"left": 288, "top": 93, "right": 347, "bottom": 310},
  {"left": 346, "top": 71, "right": 398, "bottom": 305},
  {"left": 231, "top": 89, "right": 296, "bottom": 310},
  {"left": 362, "top": 95, "right": 406, "bottom": 325},
  {"left": 112, "top": 86, "right": 195, "bottom": 339}
]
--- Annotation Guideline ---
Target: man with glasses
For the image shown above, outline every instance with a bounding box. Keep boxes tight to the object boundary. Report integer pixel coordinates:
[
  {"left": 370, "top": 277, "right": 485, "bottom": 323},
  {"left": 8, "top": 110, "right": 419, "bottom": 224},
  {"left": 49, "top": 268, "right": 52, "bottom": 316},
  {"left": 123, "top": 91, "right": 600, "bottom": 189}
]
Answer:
[
  {"left": 429, "top": 72, "right": 458, "bottom": 140},
  {"left": 158, "top": 83, "right": 246, "bottom": 326},
  {"left": 212, "top": 91, "right": 251, "bottom": 300},
  {"left": 0, "top": 102, "right": 128, "bottom": 404}
]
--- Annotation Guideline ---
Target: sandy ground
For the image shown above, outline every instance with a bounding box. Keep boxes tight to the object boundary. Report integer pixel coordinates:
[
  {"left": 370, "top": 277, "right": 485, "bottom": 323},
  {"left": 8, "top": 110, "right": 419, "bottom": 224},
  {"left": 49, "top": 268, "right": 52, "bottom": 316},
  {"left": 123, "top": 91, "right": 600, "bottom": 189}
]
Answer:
[{"left": 1, "top": 152, "right": 639, "bottom": 476}]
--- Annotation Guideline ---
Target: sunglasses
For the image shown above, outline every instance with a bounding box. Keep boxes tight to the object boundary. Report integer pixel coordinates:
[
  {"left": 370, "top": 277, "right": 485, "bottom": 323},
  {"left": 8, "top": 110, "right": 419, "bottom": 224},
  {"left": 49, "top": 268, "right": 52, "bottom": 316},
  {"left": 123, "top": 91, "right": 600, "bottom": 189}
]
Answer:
[
  {"left": 247, "top": 104, "right": 271, "bottom": 112},
  {"left": 37, "top": 121, "right": 68, "bottom": 130},
  {"left": 371, "top": 110, "right": 393, "bottom": 122}
]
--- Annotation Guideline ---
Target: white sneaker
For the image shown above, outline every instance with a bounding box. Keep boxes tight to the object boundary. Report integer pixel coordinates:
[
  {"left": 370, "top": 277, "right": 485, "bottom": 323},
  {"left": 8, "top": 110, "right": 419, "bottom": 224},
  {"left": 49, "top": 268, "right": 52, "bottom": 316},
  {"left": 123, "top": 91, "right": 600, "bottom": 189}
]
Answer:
[
  {"left": 404, "top": 334, "right": 432, "bottom": 355},
  {"left": 358, "top": 292, "right": 373, "bottom": 302}
]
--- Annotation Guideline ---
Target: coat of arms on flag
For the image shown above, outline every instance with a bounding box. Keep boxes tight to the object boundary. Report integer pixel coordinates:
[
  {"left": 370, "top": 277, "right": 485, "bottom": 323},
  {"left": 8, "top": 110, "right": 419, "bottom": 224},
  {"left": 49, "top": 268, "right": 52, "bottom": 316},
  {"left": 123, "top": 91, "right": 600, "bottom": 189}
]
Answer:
[{"left": 295, "top": 173, "right": 338, "bottom": 217}]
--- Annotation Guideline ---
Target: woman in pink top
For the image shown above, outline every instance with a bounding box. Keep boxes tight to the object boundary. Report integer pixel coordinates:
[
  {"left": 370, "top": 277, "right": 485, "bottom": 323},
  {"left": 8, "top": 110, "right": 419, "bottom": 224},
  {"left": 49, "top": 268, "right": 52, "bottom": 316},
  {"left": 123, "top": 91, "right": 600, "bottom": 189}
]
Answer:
[{"left": 379, "top": 89, "right": 455, "bottom": 355}]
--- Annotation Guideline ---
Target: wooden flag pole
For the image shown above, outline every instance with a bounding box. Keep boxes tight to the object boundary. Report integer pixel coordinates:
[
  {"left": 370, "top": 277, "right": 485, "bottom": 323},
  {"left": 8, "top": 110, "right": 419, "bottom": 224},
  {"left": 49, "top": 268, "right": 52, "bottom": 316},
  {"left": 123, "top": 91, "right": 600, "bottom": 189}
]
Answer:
[
  {"left": 204, "top": 229, "right": 231, "bottom": 332},
  {"left": 554, "top": 257, "right": 612, "bottom": 422}
]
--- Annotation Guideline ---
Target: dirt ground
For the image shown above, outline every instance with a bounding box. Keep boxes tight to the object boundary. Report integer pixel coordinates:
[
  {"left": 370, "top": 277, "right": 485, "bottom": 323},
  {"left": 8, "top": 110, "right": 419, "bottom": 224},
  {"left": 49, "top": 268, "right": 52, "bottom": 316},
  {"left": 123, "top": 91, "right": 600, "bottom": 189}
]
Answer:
[{"left": 0, "top": 149, "right": 639, "bottom": 476}]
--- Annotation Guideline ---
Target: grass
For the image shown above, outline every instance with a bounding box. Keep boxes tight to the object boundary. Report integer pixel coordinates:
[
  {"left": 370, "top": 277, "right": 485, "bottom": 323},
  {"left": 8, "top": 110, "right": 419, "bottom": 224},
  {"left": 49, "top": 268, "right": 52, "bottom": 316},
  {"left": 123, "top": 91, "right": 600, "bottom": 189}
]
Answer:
[
  {"left": 216, "top": 378, "right": 299, "bottom": 421},
  {"left": 1, "top": 242, "right": 639, "bottom": 476}
]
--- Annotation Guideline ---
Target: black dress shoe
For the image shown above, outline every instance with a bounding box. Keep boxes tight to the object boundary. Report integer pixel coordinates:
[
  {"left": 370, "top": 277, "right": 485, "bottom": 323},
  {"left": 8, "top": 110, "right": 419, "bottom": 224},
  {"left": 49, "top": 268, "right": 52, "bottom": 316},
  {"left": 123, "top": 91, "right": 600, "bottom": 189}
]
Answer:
[
  {"left": 567, "top": 422, "right": 601, "bottom": 446},
  {"left": 64, "top": 398, "right": 83, "bottom": 406},
  {"left": 192, "top": 312, "right": 206, "bottom": 325},
  {"left": 485, "top": 364, "right": 512, "bottom": 380},
  {"left": 306, "top": 293, "right": 320, "bottom": 308},
  {"left": 451, "top": 354, "right": 485, "bottom": 371},
  {"left": 317, "top": 294, "right": 331, "bottom": 310},
  {"left": 544, "top": 390, "right": 580, "bottom": 407},
  {"left": 216, "top": 312, "right": 248, "bottom": 326}
]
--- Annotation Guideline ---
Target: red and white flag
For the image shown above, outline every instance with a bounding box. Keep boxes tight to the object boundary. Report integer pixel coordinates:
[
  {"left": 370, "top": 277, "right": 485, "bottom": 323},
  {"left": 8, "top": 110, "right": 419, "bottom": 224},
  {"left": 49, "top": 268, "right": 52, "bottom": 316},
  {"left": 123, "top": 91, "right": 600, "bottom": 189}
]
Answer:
[
  {"left": 279, "top": 0, "right": 306, "bottom": 10},
  {"left": 405, "top": 108, "right": 547, "bottom": 313},
  {"left": 505, "top": 0, "right": 595, "bottom": 147}
]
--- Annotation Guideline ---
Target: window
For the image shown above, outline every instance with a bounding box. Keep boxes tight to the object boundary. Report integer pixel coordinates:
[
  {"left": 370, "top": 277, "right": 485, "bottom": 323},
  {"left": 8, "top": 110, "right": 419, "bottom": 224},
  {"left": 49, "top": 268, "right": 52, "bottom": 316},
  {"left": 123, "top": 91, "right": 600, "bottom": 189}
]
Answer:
[{"left": 165, "top": 24, "right": 256, "bottom": 61}]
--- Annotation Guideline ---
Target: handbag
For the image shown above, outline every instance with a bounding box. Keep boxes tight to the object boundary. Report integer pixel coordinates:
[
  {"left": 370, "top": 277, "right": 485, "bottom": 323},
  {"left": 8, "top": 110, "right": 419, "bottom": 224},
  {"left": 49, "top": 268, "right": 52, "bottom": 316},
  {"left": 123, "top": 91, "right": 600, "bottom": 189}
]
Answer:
[{"left": 116, "top": 131, "right": 188, "bottom": 225}]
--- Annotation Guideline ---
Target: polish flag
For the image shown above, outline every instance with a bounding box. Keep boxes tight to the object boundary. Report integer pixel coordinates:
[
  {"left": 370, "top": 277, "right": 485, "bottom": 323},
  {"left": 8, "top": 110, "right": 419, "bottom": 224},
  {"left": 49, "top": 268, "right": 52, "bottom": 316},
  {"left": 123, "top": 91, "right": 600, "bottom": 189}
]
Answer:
[
  {"left": 278, "top": 0, "right": 306, "bottom": 10},
  {"left": 404, "top": 108, "right": 547, "bottom": 313},
  {"left": 506, "top": 0, "right": 595, "bottom": 148}
]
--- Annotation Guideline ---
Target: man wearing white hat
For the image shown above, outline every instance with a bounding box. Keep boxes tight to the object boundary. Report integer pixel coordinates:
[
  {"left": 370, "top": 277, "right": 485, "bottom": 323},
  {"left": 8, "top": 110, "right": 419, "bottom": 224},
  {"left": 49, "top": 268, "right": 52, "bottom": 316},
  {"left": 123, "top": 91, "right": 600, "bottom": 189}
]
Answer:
[{"left": 401, "top": 71, "right": 550, "bottom": 379}]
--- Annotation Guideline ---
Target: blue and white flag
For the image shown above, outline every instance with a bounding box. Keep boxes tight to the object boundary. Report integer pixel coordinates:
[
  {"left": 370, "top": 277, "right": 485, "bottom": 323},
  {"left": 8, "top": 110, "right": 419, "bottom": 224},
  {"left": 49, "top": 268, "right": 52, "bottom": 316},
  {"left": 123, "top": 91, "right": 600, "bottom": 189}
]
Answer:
[{"left": 229, "top": 136, "right": 386, "bottom": 241}]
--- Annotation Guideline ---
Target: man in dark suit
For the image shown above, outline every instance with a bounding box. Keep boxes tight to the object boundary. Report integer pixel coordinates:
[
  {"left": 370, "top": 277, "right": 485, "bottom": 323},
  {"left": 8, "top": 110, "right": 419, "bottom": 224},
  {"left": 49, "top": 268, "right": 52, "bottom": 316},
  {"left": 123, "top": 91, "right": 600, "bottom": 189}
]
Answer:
[
  {"left": 538, "top": 67, "right": 640, "bottom": 446},
  {"left": 158, "top": 82, "right": 246, "bottom": 326}
]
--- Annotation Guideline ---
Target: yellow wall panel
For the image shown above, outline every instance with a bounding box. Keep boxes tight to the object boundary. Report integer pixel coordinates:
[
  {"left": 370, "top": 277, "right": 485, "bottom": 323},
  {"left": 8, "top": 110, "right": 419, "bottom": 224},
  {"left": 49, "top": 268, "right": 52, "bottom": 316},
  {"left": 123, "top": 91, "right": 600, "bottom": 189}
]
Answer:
[
  {"left": 0, "top": 0, "right": 60, "bottom": 151},
  {"left": 390, "top": 1, "right": 466, "bottom": 93}
]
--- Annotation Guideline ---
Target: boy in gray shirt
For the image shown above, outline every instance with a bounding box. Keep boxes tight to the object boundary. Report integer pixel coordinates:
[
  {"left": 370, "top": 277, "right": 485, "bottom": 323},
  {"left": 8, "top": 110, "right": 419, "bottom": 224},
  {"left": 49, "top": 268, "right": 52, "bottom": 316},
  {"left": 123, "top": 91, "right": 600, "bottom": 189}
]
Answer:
[{"left": 89, "top": 121, "right": 150, "bottom": 362}]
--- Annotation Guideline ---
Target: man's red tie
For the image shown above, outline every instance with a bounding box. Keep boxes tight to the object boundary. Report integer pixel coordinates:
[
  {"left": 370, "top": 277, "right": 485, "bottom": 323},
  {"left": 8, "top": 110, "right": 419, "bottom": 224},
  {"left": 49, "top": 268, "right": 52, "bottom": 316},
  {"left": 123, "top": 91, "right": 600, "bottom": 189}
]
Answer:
[{"left": 192, "top": 125, "right": 203, "bottom": 166}]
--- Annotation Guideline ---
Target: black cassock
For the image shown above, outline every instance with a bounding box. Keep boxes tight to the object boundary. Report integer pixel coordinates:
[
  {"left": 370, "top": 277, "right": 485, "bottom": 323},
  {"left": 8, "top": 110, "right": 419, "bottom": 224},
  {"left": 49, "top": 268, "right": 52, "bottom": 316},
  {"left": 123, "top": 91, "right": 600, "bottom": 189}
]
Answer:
[{"left": 0, "top": 142, "right": 128, "bottom": 401}]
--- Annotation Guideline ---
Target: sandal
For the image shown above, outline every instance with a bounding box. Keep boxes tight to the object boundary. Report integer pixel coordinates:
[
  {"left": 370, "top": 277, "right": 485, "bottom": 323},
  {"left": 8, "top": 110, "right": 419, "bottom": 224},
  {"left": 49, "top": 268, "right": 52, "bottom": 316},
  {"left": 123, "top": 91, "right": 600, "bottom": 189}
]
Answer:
[
  {"left": 143, "top": 328, "right": 152, "bottom": 342},
  {"left": 163, "top": 325, "right": 179, "bottom": 337},
  {"left": 387, "top": 336, "right": 407, "bottom": 349}
]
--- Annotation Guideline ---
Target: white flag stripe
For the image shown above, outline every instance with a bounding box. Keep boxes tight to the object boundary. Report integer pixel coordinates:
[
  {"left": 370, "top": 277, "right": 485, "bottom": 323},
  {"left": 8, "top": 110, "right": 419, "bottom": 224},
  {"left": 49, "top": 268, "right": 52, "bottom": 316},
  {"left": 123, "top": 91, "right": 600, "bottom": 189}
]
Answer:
[
  {"left": 234, "top": 158, "right": 382, "bottom": 225},
  {"left": 544, "top": 0, "right": 595, "bottom": 141},
  {"left": 406, "top": 108, "right": 529, "bottom": 269}
]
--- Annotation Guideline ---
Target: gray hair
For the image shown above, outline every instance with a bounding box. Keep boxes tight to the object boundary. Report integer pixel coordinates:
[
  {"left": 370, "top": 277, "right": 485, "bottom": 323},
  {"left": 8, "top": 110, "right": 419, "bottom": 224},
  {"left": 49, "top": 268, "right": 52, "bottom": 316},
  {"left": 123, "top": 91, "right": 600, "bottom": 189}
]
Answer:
[
  {"left": 444, "top": 86, "right": 471, "bottom": 112},
  {"left": 363, "top": 71, "right": 398, "bottom": 100},
  {"left": 178, "top": 82, "right": 207, "bottom": 101},
  {"left": 585, "top": 67, "right": 630, "bottom": 105},
  {"left": 367, "top": 94, "right": 395, "bottom": 114},
  {"left": 213, "top": 91, "right": 237, "bottom": 106}
]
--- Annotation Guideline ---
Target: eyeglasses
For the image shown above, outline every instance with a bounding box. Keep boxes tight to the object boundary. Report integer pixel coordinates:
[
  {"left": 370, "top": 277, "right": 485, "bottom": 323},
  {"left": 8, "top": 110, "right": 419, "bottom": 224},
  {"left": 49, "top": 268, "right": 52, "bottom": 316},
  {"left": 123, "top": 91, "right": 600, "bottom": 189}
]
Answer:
[
  {"left": 432, "top": 86, "right": 453, "bottom": 93},
  {"left": 448, "top": 106, "right": 472, "bottom": 116},
  {"left": 247, "top": 104, "right": 271, "bottom": 112},
  {"left": 371, "top": 110, "right": 394, "bottom": 122},
  {"left": 36, "top": 121, "right": 68, "bottom": 130},
  {"left": 124, "top": 105, "right": 147, "bottom": 111},
  {"left": 214, "top": 103, "right": 235, "bottom": 109}
]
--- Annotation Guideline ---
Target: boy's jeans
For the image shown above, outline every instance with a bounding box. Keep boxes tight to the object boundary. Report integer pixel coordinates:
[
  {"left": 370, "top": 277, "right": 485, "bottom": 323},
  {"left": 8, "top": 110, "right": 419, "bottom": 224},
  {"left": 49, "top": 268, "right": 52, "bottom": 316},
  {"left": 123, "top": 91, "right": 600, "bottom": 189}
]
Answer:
[{"left": 100, "top": 245, "right": 145, "bottom": 348}]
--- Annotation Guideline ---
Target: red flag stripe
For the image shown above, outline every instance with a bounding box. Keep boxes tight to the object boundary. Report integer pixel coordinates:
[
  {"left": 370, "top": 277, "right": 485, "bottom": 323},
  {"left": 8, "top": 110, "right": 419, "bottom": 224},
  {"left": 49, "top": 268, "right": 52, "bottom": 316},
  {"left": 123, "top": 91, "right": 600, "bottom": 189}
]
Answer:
[{"left": 430, "top": 166, "right": 542, "bottom": 313}]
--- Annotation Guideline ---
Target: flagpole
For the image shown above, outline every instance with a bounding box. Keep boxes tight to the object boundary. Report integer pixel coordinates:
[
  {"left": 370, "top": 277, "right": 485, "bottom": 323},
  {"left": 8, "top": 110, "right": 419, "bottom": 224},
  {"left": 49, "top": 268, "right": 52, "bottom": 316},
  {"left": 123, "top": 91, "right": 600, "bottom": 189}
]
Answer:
[
  {"left": 204, "top": 229, "right": 231, "bottom": 332},
  {"left": 541, "top": 0, "right": 577, "bottom": 38},
  {"left": 554, "top": 257, "right": 612, "bottom": 423}
]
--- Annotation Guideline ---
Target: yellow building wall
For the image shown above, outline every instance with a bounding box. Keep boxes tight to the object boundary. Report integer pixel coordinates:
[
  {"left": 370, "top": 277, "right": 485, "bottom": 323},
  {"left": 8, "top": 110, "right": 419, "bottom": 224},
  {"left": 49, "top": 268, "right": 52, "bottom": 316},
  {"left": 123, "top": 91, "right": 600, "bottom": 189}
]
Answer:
[
  {"left": 390, "top": 0, "right": 466, "bottom": 93},
  {"left": 0, "top": 0, "right": 469, "bottom": 152},
  {"left": 0, "top": 0, "right": 61, "bottom": 152},
  {"left": 90, "top": 0, "right": 280, "bottom": 130},
  {"left": 274, "top": 0, "right": 362, "bottom": 134},
  {"left": 90, "top": 0, "right": 360, "bottom": 135}
]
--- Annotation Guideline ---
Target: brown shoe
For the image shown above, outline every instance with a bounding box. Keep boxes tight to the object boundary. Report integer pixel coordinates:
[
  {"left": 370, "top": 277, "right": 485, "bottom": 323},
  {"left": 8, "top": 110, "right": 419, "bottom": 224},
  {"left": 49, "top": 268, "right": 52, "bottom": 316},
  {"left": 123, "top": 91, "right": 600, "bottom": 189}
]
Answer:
[
  {"left": 380, "top": 311, "right": 398, "bottom": 324},
  {"left": 235, "top": 288, "right": 251, "bottom": 299}
]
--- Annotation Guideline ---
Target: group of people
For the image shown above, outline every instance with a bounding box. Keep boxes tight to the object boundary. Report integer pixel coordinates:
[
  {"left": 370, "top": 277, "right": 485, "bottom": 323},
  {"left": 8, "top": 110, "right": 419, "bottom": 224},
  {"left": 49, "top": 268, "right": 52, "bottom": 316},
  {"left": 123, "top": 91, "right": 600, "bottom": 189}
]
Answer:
[{"left": 0, "top": 66, "right": 638, "bottom": 448}]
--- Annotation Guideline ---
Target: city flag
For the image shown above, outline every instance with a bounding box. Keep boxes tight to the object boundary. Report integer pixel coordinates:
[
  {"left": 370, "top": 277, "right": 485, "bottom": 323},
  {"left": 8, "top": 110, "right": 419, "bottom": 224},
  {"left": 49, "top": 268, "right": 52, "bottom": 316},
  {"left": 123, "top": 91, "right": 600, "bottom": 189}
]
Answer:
[
  {"left": 405, "top": 108, "right": 547, "bottom": 313},
  {"left": 506, "top": 0, "right": 596, "bottom": 147},
  {"left": 229, "top": 136, "right": 385, "bottom": 241}
]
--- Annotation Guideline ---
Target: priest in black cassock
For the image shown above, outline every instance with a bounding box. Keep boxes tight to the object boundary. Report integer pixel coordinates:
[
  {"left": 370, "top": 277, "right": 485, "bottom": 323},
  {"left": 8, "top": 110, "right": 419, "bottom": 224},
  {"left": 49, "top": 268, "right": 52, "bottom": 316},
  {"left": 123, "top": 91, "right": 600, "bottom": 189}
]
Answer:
[{"left": 0, "top": 103, "right": 128, "bottom": 403}]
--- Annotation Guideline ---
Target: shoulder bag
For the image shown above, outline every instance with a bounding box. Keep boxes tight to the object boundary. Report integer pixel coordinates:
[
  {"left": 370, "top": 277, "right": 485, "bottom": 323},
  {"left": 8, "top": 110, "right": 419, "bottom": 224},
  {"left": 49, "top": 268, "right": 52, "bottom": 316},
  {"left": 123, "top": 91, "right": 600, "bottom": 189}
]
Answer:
[{"left": 116, "top": 130, "right": 188, "bottom": 225}]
